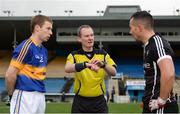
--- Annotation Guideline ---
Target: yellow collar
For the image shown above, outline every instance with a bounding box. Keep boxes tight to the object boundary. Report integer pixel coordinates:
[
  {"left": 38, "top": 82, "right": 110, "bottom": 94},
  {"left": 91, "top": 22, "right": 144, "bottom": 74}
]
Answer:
[{"left": 30, "top": 37, "right": 41, "bottom": 47}]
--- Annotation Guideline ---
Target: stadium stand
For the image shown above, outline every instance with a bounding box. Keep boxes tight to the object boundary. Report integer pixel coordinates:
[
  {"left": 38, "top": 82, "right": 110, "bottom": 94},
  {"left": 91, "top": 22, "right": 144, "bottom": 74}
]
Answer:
[
  {"left": 0, "top": 78, "right": 5, "bottom": 93},
  {"left": 174, "top": 79, "right": 180, "bottom": 98},
  {"left": 0, "top": 77, "right": 73, "bottom": 94},
  {"left": 116, "top": 58, "right": 144, "bottom": 78},
  {"left": 44, "top": 78, "right": 66, "bottom": 93},
  {"left": 46, "top": 56, "right": 72, "bottom": 77},
  {"left": 60, "top": 77, "right": 74, "bottom": 93},
  {"left": 0, "top": 51, "right": 72, "bottom": 78},
  {"left": 109, "top": 79, "right": 119, "bottom": 98},
  {"left": 0, "top": 50, "right": 11, "bottom": 77},
  {"left": 69, "top": 82, "right": 74, "bottom": 93},
  {"left": 0, "top": 5, "right": 180, "bottom": 104},
  {"left": 175, "top": 59, "right": 180, "bottom": 77}
]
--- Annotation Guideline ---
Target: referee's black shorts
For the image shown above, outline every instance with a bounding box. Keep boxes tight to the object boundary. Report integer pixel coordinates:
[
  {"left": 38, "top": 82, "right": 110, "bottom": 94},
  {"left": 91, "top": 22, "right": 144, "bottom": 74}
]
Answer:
[
  {"left": 71, "top": 94, "right": 108, "bottom": 113},
  {"left": 143, "top": 98, "right": 179, "bottom": 114}
]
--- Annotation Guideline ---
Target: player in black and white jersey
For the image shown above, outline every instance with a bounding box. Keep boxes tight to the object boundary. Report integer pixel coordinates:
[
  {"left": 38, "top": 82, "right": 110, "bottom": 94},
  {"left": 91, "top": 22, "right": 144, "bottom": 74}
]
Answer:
[{"left": 129, "top": 11, "right": 179, "bottom": 113}]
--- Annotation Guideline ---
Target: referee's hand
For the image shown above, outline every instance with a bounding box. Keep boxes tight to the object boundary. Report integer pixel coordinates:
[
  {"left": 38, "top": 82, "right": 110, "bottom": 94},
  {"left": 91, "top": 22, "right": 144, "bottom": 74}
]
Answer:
[
  {"left": 86, "top": 62, "right": 100, "bottom": 72},
  {"left": 90, "top": 64, "right": 100, "bottom": 72},
  {"left": 91, "top": 59, "right": 105, "bottom": 68}
]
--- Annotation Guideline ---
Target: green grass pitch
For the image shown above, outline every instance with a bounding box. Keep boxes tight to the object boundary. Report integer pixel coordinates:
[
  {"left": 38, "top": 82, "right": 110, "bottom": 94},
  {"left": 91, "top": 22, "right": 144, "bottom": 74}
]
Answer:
[{"left": 0, "top": 102, "right": 179, "bottom": 113}]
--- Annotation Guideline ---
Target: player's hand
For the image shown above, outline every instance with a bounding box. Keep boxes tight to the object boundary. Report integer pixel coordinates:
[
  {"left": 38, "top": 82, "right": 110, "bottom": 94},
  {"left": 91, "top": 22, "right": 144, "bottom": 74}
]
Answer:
[
  {"left": 149, "top": 99, "right": 159, "bottom": 111},
  {"left": 6, "top": 95, "right": 12, "bottom": 106},
  {"left": 149, "top": 97, "right": 166, "bottom": 111}
]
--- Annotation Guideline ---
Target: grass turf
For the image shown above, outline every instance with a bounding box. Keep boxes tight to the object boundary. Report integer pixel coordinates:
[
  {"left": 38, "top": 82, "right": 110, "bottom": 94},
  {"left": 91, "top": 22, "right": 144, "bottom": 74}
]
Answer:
[
  {"left": 0, "top": 102, "right": 142, "bottom": 113},
  {"left": 0, "top": 102, "right": 179, "bottom": 113}
]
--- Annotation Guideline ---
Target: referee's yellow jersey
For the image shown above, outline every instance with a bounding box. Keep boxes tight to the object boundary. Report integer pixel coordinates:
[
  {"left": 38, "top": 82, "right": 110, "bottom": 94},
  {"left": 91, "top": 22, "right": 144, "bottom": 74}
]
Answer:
[{"left": 66, "top": 48, "right": 116, "bottom": 97}]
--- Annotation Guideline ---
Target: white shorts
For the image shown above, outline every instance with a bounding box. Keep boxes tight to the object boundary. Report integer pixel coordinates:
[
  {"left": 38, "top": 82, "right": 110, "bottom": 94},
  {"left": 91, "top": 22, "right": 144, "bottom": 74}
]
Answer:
[{"left": 10, "top": 89, "right": 45, "bottom": 114}]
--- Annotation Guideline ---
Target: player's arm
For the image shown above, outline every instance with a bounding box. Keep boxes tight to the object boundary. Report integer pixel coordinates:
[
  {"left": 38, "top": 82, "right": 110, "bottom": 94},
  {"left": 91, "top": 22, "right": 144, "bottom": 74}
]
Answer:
[
  {"left": 5, "top": 66, "right": 19, "bottom": 96},
  {"left": 104, "top": 64, "right": 117, "bottom": 76},
  {"left": 149, "top": 56, "right": 175, "bottom": 111},
  {"left": 5, "top": 40, "right": 31, "bottom": 96},
  {"left": 158, "top": 57, "right": 175, "bottom": 100}
]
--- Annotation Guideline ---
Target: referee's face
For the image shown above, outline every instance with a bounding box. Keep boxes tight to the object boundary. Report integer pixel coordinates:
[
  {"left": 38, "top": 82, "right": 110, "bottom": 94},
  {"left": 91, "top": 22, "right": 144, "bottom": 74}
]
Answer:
[
  {"left": 129, "top": 18, "right": 141, "bottom": 42},
  {"left": 78, "top": 27, "right": 94, "bottom": 51}
]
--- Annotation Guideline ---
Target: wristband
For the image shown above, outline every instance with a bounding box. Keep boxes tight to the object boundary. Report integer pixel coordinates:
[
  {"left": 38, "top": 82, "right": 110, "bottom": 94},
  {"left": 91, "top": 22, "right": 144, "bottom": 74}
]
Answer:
[
  {"left": 157, "top": 97, "right": 166, "bottom": 107},
  {"left": 75, "top": 62, "right": 87, "bottom": 72}
]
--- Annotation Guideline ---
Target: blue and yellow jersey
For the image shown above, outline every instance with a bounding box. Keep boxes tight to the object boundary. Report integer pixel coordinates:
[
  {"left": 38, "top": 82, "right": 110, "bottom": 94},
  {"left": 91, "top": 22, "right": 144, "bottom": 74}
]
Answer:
[
  {"left": 66, "top": 48, "right": 116, "bottom": 97},
  {"left": 10, "top": 38, "right": 48, "bottom": 92}
]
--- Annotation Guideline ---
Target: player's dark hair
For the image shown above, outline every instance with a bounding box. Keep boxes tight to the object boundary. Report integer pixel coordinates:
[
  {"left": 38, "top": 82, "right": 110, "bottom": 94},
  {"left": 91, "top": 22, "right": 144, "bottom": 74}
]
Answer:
[
  {"left": 30, "top": 15, "right": 53, "bottom": 33},
  {"left": 130, "top": 11, "right": 154, "bottom": 29}
]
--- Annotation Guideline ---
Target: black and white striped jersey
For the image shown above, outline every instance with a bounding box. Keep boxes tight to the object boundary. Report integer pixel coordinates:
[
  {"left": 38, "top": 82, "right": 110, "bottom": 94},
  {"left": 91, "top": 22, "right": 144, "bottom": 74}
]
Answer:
[{"left": 142, "top": 34, "right": 174, "bottom": 103}]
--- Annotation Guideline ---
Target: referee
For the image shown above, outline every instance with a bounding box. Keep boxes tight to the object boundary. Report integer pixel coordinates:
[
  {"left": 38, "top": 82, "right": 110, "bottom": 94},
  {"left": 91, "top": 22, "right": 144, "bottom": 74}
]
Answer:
[
  {"left": 129, "top": 11, "right": 179, "bottom": 113},
  {"left": 65, "top": 25, "right": 117, "bottom": 113}
]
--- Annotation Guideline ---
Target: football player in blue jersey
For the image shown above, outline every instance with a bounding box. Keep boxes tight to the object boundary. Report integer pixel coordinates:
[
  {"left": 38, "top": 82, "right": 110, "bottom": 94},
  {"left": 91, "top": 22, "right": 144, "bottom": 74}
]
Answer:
[{"left": 5, "top": 15, "right": 53, "bottom": 114}]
